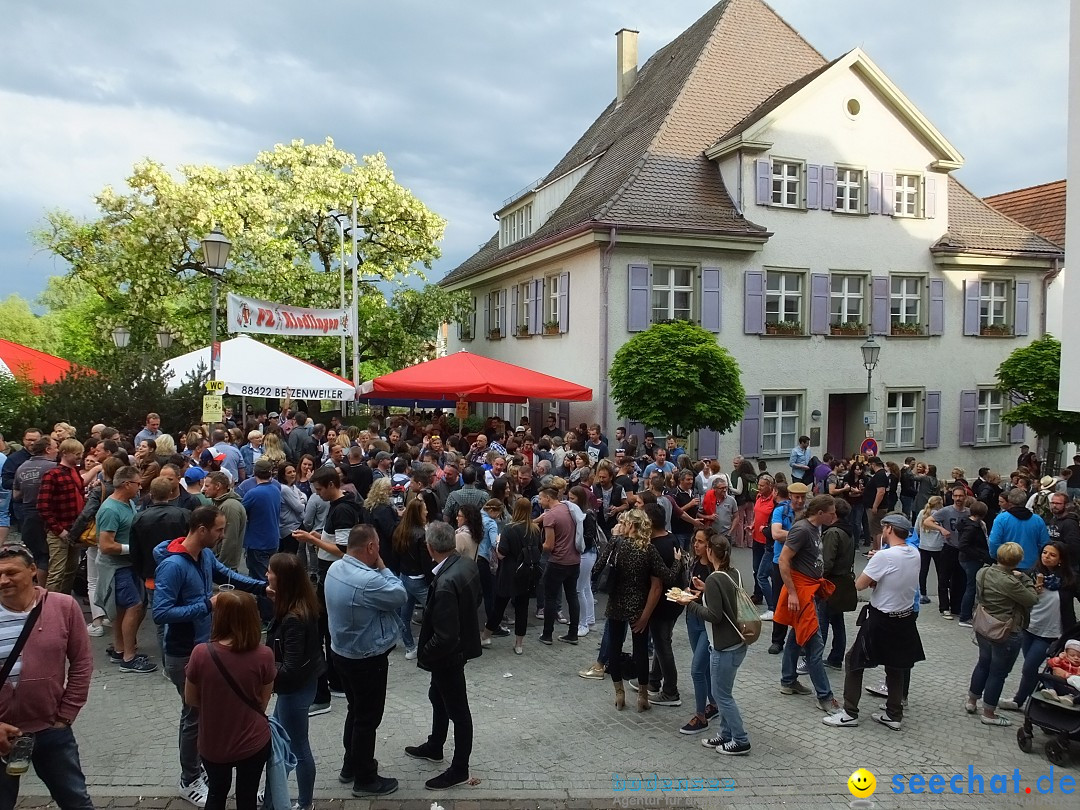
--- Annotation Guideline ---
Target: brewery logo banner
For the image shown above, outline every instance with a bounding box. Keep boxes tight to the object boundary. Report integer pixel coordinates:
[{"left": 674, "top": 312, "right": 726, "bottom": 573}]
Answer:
[{"left": 227, "top": 292, "right": 350, "bottom": 337}]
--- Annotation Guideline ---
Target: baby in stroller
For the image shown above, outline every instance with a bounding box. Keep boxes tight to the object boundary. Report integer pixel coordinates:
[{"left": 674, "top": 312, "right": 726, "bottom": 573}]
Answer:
[
  {"left": 1018, "top": 626, "right": 1080, "bottom": 765},
  {"left": 1037, "top": 639, "right": 1080, "bottom": 705}
]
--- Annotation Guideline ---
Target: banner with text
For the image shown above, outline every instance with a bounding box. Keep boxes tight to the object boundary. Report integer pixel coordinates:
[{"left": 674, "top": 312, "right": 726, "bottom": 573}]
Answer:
[{"left": 227, "top": 292, "right": 351, "bottom": 337}]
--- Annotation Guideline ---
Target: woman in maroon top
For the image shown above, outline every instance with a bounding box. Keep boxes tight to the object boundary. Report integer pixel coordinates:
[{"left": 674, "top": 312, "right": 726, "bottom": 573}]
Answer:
[{"left": 185, "top": 591, "right": 276, "bottom": 810}]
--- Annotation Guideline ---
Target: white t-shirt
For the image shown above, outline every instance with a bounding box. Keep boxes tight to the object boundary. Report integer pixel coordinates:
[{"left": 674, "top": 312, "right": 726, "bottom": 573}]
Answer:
[{"left": 863, "top": 543, "right": 920, "bottom": 613}]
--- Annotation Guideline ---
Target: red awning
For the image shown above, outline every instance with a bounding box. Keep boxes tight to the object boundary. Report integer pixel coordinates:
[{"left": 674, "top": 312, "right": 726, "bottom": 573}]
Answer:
[
  {"left": 0, "top": 339, "right": 81, "bottom": 387},
  {"left": 359, "top": 351, "right": 592, "bottom": 403}
]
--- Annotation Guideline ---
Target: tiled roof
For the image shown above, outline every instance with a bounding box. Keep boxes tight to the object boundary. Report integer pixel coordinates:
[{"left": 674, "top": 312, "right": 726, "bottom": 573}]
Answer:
[
  {"left": 984, "top": 180, "right": 1066, "bottom": 248},
  {"left": 441, "top": 0, "right": 826, "bottom": 286},
  {"left": 932, "top": 177, "right": 1064, "bottom": 258}
]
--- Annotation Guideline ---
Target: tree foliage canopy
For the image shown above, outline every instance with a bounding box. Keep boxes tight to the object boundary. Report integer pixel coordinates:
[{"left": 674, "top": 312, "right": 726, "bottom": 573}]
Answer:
[
  {"left": 609, "top": 320, "right": 745, "bottom": 436},
  {"left": 996, "top": 335, "right": 1080, "bottom": 446},
  {"left": 35, "top": 138, "right": 469, "bottom": 372}
]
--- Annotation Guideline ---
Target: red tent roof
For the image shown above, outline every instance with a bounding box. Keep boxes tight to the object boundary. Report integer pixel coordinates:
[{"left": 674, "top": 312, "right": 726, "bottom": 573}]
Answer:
[
  {"left": 0, "top": 339, "right": 79, "bottom": 387},
  {"left": 359, "top": 351, "right": 592, "bottom": 403}
]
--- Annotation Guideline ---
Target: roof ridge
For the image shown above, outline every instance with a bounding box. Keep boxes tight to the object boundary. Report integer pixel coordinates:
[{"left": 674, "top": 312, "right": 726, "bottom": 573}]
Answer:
[{"left": 984, "top": 178, "right": 1066, "bottom": 201}]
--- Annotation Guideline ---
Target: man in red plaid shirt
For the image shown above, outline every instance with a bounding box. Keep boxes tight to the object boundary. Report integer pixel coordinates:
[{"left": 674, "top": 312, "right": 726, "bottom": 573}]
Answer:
[{"left": 38, "top": 438, "right": 87, "bottom": 594}]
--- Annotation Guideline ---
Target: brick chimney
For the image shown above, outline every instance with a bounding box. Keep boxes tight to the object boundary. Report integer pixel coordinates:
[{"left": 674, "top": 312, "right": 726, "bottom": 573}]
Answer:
[{"left": 616, "top": 28, "right": 639, "bottom": 104}]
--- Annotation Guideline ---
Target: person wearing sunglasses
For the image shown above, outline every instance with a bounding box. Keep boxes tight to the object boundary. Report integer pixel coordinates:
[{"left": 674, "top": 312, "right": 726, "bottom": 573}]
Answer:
[{"left": 0, "top": 543, "right": 94, "bottom": 808}]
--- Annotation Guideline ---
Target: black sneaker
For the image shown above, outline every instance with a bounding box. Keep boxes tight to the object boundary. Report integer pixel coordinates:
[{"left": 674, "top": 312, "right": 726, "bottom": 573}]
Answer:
[
  {"left": 649, "top": 691, "right": 682, "bottom": 707},
  {"left": 338, "top": 768, "right": 354, "bottom": 784},
  {"left": 491, "top": 626, "right": 511, "bottom": 637},
  {"left": 557, "top": 634, "right": 578, "bottom": 645},
  {"left": 404, "top": 744, "right": 445, "bottom": 763},
  {"left": 824, "top": 659, "right": 843, "bottom": 671},
  {"left": 119, "top": 655, "right": 158, "bottom": 674},
  {"left": 538, "top": 635, "right": 553, "bottom": 646},
  {"left": 351, "top": 776, "right": 398, "bottom": 797},
  {"left": 716, "top": 740, "right": 751, "bottom": 756},
  {"left": 767, "top": 643, "right": 783, "bottom": 655},
  {"left": 425, "top": 768, "right": 470, "bottom": 790},
  {"left": 106, "top": 646, "right": 124, "bottom": 664},
  {"left": 704, "top": 703, "right": 719, "bottom": 720},
  {"left": 308, "top": 702, "right": 331, "bottom": 717}
]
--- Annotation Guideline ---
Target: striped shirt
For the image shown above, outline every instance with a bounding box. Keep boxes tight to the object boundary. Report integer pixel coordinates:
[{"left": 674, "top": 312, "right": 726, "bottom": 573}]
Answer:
[{"left": 0, "top": 603, "right": 33, "bottom": 687}]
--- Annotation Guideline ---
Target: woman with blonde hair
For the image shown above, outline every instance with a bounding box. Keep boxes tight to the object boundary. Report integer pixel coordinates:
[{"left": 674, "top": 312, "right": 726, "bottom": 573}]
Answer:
[
  {"left": 482, "top": 497, "right": 541, "bottom": 654},
  {"left": 594, "top": 508, "right": 676, "bottom": 712},
  {"left": 916, "top": 495, "right": 945, "bottom": 604},
  {"left": 263, "top": 432, "right": 286, "bottom": 464},
  {"left": 51, "top": 422, "right": 77, "bottom": 441},
  {"left": 365, "top": 478, "right": 400, "bottom": 569},
  {"left": 154, "top": 433, "right": 177, "bottom": 458},
  {"left": 184, "top": 591, "right": 275, "bottom": 810}
]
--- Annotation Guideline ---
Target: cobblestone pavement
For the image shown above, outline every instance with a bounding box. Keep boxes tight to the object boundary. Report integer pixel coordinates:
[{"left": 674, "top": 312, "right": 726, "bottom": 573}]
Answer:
[{"left": 14, "top": 548, "right": 1078, "bottom": 810}]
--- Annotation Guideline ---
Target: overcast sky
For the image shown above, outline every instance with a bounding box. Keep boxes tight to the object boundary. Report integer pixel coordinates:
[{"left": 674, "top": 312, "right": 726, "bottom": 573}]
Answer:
[{"left": 0, "top": 0, "right": 1068, "bottom": 304}]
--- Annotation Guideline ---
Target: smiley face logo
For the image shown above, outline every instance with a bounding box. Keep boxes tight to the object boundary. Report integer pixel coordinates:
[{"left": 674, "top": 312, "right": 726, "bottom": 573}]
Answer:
[{"left": 848, "top": 768, "right": 876, "bottom": 798}]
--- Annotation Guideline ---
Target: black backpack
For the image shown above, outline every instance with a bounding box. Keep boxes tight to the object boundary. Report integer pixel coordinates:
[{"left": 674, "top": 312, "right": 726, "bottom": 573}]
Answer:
[
  {"left": 762, "top": 502, "right": 793, "bottom": 544},
  {"left": 514, "top": 529, "right": 542, "bottom": 592}
]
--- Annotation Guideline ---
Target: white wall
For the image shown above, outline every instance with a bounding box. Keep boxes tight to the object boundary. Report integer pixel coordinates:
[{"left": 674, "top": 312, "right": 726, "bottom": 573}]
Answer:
[{"left": 1061, "top": 0, "right": 1080, "bottom": 412}]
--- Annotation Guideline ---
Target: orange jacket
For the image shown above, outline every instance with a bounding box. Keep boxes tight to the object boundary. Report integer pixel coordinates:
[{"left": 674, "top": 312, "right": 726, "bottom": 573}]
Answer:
[{"left": 773, "top": 570, "right": 836, "bottom": 646}]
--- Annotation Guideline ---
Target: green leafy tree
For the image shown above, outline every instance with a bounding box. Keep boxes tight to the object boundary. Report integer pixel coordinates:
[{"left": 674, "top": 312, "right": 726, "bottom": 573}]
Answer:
[
  {"left": 997, "top": 335, "right": 1080, "bottom": 469},
  {"left": 36, "top": 138, "right": 467, "bottom": 373},
  {"left": 0, "top": 294, "right": 58, "bottom": 354},
  {"left": 0, "top": 374, "right": 39, "bottom": 438},
  {"left": 609, "top": 320, "right": 746, "bottom": 439}
]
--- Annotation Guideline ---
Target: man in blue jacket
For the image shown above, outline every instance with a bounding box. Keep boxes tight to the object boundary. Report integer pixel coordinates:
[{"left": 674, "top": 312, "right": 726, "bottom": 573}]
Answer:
[
  {"left": 152, "top": 506, "right": 267, "bottom": 807},
  {"left": 989, "top": 487, "right": 1050, "bottom": 569}
]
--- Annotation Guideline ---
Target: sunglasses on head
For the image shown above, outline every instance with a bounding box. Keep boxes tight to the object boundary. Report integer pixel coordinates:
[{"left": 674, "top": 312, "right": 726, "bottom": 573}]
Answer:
[{"left": 0, "top": 544, "right": 35, "bottom": 563}]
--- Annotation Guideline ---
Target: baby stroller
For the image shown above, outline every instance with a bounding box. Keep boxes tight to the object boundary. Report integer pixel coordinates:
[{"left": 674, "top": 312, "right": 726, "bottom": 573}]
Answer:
[{"left": 1017, "top": 622, "right": 1080, "bottom": 766}]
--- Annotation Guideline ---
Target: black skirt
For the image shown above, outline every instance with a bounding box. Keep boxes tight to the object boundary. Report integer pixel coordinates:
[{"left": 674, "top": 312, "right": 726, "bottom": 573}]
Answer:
[{"left": 849, "top": 604, "right": 926, "bottom": 670}]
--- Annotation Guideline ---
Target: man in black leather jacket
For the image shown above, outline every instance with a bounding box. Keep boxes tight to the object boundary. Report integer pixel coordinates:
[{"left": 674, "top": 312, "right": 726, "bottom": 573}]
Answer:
[{"left": 407, "top": 520, "right": 482, "bottom": 790}]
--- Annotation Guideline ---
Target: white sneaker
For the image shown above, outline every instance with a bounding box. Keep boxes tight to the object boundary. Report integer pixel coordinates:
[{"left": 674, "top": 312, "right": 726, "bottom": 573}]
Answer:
[
  {"left": 86, "top": 622, "right": 104, "bottom": 637},
  {"left": 179, "top": 775, "right": 209, "bottom": 808},
  {"left": 405, "top": 647, "right": 418, "bottom": 660},
  {"left": 577, "top": 625, "right": 589, "bottom": 637},
  {"left": 822, "top": 710, "right": 859, "bottom": 728},
  {"left": 759, "top": 610, "right": 774, "bottom": 621}
]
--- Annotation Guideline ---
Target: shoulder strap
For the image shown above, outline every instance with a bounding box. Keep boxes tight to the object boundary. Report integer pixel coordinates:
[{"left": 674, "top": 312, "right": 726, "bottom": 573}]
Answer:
[
  {"left": 0, "top": 598, "right": 44, "bottom": 689},
  {"left": 206, "top": 642, "right": 266, "bottom": 717}
]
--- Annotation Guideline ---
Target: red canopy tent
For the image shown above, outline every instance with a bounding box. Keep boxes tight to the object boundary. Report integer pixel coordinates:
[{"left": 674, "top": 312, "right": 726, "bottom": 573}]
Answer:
[
  {"left": 358, "top": 350, "right": 592, "bottom": 403},
  {"left": 0, "top": 339, "right": 80, "bottom": 388}
]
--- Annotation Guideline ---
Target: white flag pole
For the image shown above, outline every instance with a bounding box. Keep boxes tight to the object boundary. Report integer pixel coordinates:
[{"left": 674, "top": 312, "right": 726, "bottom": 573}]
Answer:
[{"left": 352, "top": 198, "right": 360, "bottom": 412}]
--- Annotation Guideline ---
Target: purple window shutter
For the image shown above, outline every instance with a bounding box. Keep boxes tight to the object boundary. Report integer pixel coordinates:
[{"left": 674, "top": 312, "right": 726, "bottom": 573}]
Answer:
[
  {"left": 882, "top": 172, "right": 895, "bottom": 217},
  {"left": 485, "top": 293, "right": 491, "bottom": 335},
  {"left": 701, "top": 266, "right": 722, "bottom": 333},
  {"left": 806, "top": 164, "right": 821, "bottom": 209},
  {"left": 1014, "top": 280, "right": 1030, "bottom": 336},
  {"left": 697, "top": 429, "right": 719, "bottom": 459},
  {"left": 925, "top": 177, "right": 937, "bottom": 218},
  {"left": 558, "top": 271, "right": 569, "bottom": 333},
  {"left": 743, "top": 271, "right": 765, "bottom": 334},
  {"left": 739, "top": 396, "right": 762, "bottom": 457},
  {"left": 871, "top": 276, "right": 889, "bottom": 335},
  {"left": 821, "top": 166, "right": 837, "bottom": 211},
  {"left": 499, "top": 289, "right": 507, "bottom": 333},
  {"left": 868, "top": 171, "right": 882, "bottom": 215},
  {"left": 531, "top": 279, "right": 543, "bottom": 334},
  {"left": 928, "top": 278, "right": 945, "bottom": 336},
  {"left": 628, "top": 264, "right": 651, "bottom": 332},
  {"left": 756, "top": 159, "right": 771, "bottom": 205},
  {"left": 510, "top": 284, "right": 519, "bottom": 335},
  {"left": 959, "top": 391, "right": 978, "bottom": 446},
  {"left": 963, "top": 280, "right": 981, "bottom": 336},
  {"left": 1009, "top": 393, "right": 1025, "bottom": 443},
  {"left": 810, "top": 273, "right": 829, "bottom": 335},
  {"left": 924, "top": 391, "right": 941, "bottom": 449}
]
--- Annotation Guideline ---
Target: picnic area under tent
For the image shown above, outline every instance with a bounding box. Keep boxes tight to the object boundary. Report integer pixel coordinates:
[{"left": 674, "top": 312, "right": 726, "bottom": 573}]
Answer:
[
  {"left": 0, "top": 338, "right": 82, "bottom": 388},
  {"left": 358, "top": 350, "right": 592, "bottom": 404},
  {"left": 163, "top": 335, "right": 355, "bottom": 402}
]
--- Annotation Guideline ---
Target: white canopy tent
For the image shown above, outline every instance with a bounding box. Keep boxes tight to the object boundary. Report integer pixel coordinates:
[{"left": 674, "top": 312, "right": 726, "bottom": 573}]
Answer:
[{"left": 163, "top": 335, "right": 355, "bottom": 402}]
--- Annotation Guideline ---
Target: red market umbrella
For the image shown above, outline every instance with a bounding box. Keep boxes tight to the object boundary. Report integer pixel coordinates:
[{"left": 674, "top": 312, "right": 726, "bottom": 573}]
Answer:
[
  {"left": 359, "top": 350, "right": 592, "bottom": 404},
  {"left": 0, "top": 339, "right": 81, "bottom": 388}
]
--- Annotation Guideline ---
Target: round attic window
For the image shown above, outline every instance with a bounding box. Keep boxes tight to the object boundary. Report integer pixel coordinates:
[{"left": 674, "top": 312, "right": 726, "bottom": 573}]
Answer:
[{"left": 845, "top": 98, "right": 861, "bottom": 117}]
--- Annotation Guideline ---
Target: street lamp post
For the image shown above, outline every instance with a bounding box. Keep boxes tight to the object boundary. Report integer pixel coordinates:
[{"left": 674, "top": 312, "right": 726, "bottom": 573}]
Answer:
[
  {"left": 200, "top": 228, "right": 232, "bottom": 383},
  {"left": 860, "top": 334, "right": 881, "bottom": 404}
]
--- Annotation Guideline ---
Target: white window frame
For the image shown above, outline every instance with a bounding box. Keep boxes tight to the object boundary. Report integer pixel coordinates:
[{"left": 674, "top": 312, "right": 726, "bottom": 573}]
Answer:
[
  {"left": 835, "top": 167, "right": 864, "bottom": 214},
  {"left": 651, "top": 264, "right": 696, "bottom": 323},
  {"left": 761, "top": 393, "right": 802, "bottom": 457},
  {"left": 885, "top": 390, "right": 920, "bottom": 449},
  {"left": 829, "top": 273, "right": 866, "bottom": 327},
  {"left": 457, "top": 296, "right": 476, "bottom": 341},
  {"left": 771, "top": 159, "right": 803, "bottom": 208},
  {"left": 545, "top": 274, "right": 560, "bottom": 326},
  {"left": 499, "top": 202, "right": 534, "bottom": 248},
  {"left": 890, "top": 275, "right": 923, "bottom": 327},
  {"left": 976, "top": 388, "right": 1005, "bottom": 445},
  {"left": 518, "top": 281, "right": 533, "bottom": 333},
  {"left": 894, "top": 173, "right": 921, "bottom": 217},
  {"left": 765, "top": 270, "right": 804, "bottom": 328},
  {"left": 979, "top": 279, "right": 1010, "bottom": 329},
  {"left": 489, "top": 291, "right": 504, "bottom": 336}
]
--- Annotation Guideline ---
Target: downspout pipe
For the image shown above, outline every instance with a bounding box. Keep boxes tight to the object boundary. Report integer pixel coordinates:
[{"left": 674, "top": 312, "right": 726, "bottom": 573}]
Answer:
[
  {"left": 1041, "top": 257, "right": 1062, "bottom": 336},
  {"left": 600, "top": 226, "right": 617, "bottom": 427}
]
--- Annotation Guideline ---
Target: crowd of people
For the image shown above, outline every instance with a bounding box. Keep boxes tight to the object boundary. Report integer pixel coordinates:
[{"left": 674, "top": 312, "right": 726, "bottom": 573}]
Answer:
[{"left": 1, "top": 410, "right": 1080, "bottom": 807}]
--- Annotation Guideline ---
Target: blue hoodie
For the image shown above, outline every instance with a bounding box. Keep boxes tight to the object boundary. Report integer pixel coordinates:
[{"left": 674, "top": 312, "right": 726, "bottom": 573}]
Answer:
[
  {"left": 989, "top": 506, "right": 1050, "bottom": 570},
  {"left": 152, "top": 538, "right": 266, "bottom": 658}
]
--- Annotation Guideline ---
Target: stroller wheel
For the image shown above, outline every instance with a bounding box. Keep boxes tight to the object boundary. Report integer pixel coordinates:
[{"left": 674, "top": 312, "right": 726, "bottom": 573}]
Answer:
[
  {"left": 1045, "top": 740, "right": 1069, "bottom": 766},
  {"left": 1017, "top": 727, "right": 1033, "bottom": 753}
]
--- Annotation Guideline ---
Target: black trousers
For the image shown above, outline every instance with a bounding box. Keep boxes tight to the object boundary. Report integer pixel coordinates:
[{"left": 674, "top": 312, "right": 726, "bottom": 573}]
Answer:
[
  {"left": 334, "top": 650, "right": 390, "bottom": 785},
  {"left": 541, "top": 562, "right": 580, "bottom": 639},
  {"left": 606, "top": 617, "right": 650, "bottom": 684},
  {"left": 202, "top": 741, "right": 270, "bottom": 810},
  {"left": 918, "top": 548, "right": 942, "bottom": 596},
  {"left": 426, "top": 665, "right": 474, "bottom": 773},
  {"left": 938, "top": 545, "right": 965, "bottom": 614},
  {"left": 648, "top": 614, "right": 679, "bottom": 696},
  {"left": 316, "top": 558, "right": 341, "bottom": 702},
  {"left": 487, "top": 592, "right": 529, "bottom": 636}
]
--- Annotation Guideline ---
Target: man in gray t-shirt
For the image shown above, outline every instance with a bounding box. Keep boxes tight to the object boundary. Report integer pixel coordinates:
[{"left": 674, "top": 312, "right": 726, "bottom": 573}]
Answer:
[
  {"left": 784, "top": 518, "right": 825, "bottom": 579},
  {"left": 931, "top": 490, "right": 970, "bottom": 549}
]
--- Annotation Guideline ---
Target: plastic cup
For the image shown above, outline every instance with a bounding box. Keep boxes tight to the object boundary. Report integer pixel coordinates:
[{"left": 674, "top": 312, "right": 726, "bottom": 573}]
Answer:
[{"left": 5, "top": 735, "right": 34, "bottom": 776}]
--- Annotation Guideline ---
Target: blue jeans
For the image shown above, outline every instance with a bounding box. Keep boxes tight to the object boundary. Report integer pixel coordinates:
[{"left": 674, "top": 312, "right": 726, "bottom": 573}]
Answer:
[
  {"left": 1013, "top": 631, "right": 1055, "bottom": 706},
  {"left": 686, "top": 612, "right": 714, "bottom": 716},
  {"left": 959, "top": 560, "right": 984, "bottom": 622},
  {"left": 165, "top": 653, "right": 202, "bottom": 786},
  {"left": 850, "top": 503, "right": 866, "bottom": 546},
  {"left": 751, "top": 543, "right": 766, "bottom": 600},
  {"left": 0, "top": 485, "right": 10, "bottom": 528},
  {"left": 0, "top": 724, "right": 93, "bottom": 810},
  {"left": 969, "top": 631, "right": 1023, "bottom": 709},
  {"left": 273, "top": 678, "right": 317, "bottom": 807},
  {"left": 709, "top": 644, "right": 749, "bottom": 745},
  {"left": 755, "top": 542, "right": 774, "bottom": 608},
  {"left": 398, "top": 574, "right": 429, "bottom": 651},
  {"left": 816, "top": 600, "right": 846, "bottom": 666},
  {"left": 781, "top": 615, "right": 833, "bottom": 700}
]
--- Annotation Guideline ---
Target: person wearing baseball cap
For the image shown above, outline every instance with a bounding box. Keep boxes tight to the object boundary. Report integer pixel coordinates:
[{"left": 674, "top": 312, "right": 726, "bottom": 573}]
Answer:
[
  {"left": 824, "top": 512, "right": 924, "bottom": 732},
  {"left": 182, "top": 467, "right": 212, "bottom": 507}
]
